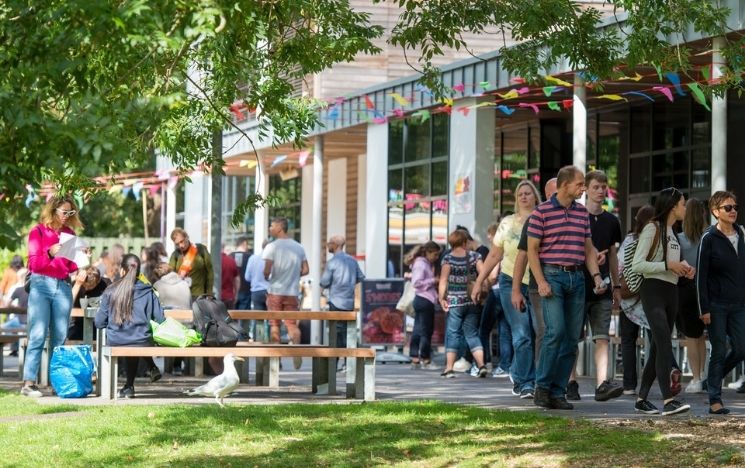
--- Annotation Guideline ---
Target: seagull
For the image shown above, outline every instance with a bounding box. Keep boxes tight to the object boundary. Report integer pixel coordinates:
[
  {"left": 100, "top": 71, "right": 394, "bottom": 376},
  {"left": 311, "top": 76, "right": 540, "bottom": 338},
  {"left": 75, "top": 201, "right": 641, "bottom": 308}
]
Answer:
[{"left": 184, "top": 353, "right": 244, "bottom": 407}]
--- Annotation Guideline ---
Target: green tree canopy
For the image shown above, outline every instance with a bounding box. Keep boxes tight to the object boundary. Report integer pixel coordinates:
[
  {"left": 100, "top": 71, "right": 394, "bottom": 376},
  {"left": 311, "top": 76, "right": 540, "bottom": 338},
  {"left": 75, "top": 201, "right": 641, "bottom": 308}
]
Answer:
[{"left": 1, "top": 1, "right": 743, "bottom": 247}]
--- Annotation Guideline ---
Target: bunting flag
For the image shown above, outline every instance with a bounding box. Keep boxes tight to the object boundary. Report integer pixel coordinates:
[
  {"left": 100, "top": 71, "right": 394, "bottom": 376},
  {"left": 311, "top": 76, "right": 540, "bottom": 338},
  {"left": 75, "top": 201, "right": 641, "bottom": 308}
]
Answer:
[
  {"left": 456, "top": 106, "right": 470, "bottom": 116},
  {"left": 665, "top": 72, "right": 686, "bottom": 96},
  {"left": 148, "top": 185, "right": 160, "bottom": 196},
  {"left": 122, "top": 186, "right": 132, "bottom": 198},
  {"left": 392, "top": 108, "right": 404, "bottom": 118},
  {"left": 470, "top": 102, "right": 495, "bottom": 109},
  {"left": 701, "top": 65, "right": 711, "bottom": 82},
  {"left": 687, "top": 83, "right": 711, "bottom": 110},
  {"left": 519, "top": 103, "right": 540, "bottom": 114},
  {"left": 452, "top": 83, "right": 466, "bottom": 93},
  {"left": 547, "top": 101, "right": 561, "bottom": 111},
  {"left": 270, "top": 155, "right": 288, "bottom": 168},
  {"left": 623, "top": 91, "right": 655, "bottom": 102},
  {"left": 562, "top": 99, "right": 573, "bottom": 110},
  {"left": 132, "top": 181, "right": 143, "bottom": 201},
  {"left": 373, "top": 116, "right": 388, "bottom": 124},
  {"left": 545, "top": 76, "right": 573, "bottom": 87},
  {"left": 390, "top": 93, "right": 411, "bottom": 107},
  {"left": 414, "top": 83, "right": 433, "bottom": 96},
  {"left": 618, "top": 72, "right": 643, "bottom": 82},
  {"left": 434, "top": 105, "right": 452, "bottom": 115},
  {"left": 479, "top": 81, "right": 490, "bottom": 90},
  {"left": 228, "top": 102, "right": 246, "bottom": 120},
  {"left": 168, "top": 176, "right": 179, "bottom": 190},
  {"left": 298, "top": 151, "right": 311, "bottom": 167},
  {"left": 412, "top": 109, "right": 430, "bottom": 122},
  {"left": 327, "top": 106, "right": 340, "bottom": 120},
  {"left": 653, "top": 86, "right": 674, "bottom": 102},
  {"left": 239, "top": 159, "right": 258, "bottom": 169},
  {"left": 442, "top": 97, "right": 454, "bottom": 107},
  {"left": 543, "top": 86, "right": 564, "bottom": 96},
  {"left": 364, "top": 95, "right": 375, "bottom": 109},
  {"left": 510, "top": 77, "right": 526, "bottom": 84},
  {"left": 497, "top": 105, "right": 514, "bottom": 115},
  {"left": 597, "top": 94, "right": 627, "bottom": 102},
  {"left": 497, "top": 89, "right": 519, "bottom": 100}
]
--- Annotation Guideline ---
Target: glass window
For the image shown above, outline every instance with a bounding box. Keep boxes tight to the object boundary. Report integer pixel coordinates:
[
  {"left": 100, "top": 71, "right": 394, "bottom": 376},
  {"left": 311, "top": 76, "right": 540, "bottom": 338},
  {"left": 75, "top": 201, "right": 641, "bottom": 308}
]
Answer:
[
  {"left": 692, "top": 148, "right": 710, "bottom": 189},
  {"left": 692, "top": 103, "right": 710, "bottom": 146},
  {"left": 389, "top": 168, "right": 403, "bottom": 202},
  {"left": 405, "top": 118, "right": 431, "bottom": 162},
  {"left": 268, "top": 175, "right": 301, "bottom": 240},
  {"left": 404, "top": 164, "right": 429, "bottom": 198},
  {"left": 389, "top": 119, "right": 404, "bottom": 165},
  {"left": 586, "top": 115, "right": 597, "bottom": 167},
  {"left": 630, "top": 106, "right": 651, "bottom": 154},
  {"left": 432, "top": 114, "right": 449, "bottom": 158},
  {"left": 500, "top": 127, "right": 528, "bottom": 214},
  {"left": 431, "top": 161, "right": 448, "bottom": 196},
  {"left": 652, "top": 99, "right": 689, "bottom": 150},
  {"left": 629, "top": 157, "right": 650, "bottom": 194},
  {"left": 404, "top": 202, "right": 431, "bottom": 246},
  {"left": 529, "top": 123, "right": 541, "bottom": 170}
]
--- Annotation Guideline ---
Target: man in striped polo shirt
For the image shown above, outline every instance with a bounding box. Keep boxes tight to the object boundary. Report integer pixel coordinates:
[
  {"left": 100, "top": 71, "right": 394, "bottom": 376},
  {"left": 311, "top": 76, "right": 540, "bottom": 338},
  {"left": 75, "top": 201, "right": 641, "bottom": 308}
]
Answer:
[{"left": 527, "top": 165, "right": 607, "bottom": 410}]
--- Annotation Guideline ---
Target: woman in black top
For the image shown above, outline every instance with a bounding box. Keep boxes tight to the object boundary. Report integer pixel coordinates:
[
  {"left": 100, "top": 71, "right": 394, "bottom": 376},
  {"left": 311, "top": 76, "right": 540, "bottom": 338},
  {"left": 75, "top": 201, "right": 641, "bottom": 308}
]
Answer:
[{"left": 697, "top": 190, "right": 745, "bottom": 414}]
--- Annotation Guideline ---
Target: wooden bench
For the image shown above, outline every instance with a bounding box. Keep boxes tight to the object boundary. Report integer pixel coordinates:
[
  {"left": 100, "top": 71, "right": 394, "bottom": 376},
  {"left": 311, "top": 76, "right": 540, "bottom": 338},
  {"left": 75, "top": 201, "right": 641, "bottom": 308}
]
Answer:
[
  {"left": 0, "top": 331, "right": 26, "bottom": 377},
  {"left": 100, "top": 344, "right": 376, "bottom": 401}
]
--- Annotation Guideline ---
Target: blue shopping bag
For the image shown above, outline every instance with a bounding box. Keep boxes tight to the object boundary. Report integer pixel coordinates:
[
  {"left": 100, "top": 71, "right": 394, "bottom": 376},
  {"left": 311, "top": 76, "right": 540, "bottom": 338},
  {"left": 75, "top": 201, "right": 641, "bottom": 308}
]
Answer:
[{"left": 50, "top": 345, "right": 96, "bottom": 398}]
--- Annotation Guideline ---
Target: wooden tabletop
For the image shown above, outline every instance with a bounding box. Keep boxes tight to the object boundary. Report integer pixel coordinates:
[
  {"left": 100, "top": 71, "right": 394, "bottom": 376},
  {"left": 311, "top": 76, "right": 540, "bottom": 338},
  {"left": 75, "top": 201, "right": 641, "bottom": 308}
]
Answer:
[{"left": 72, "top": 308, "right": 358, "bottom": 321}]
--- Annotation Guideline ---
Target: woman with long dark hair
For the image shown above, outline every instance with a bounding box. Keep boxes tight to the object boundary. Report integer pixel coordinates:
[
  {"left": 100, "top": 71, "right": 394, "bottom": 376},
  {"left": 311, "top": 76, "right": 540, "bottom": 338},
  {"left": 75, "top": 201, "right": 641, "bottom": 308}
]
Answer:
[
  {"left": 677, "top": 198, "right": 708, "bottom": 394},
  {"left": 631, "top": 187, "right": 692, "bottom": 415},
  {"left": 22, "top": 196, "right": 83, "bottom": 397},
  {"left": 404, "top": 241, "right": 441, "bottom": 369},
  {"left": 697, "top": 191, "right": 745, "bottom": 414},
  {"left": 95, "top": 254, "right": 165, "bottom": 398}
]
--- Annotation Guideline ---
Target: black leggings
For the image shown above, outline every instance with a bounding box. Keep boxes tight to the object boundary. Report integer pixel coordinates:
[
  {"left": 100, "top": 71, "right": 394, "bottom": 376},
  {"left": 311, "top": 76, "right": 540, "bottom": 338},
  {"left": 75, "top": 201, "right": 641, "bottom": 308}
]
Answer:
[
  {"left": 639, "top": 279, "right": 678, "bottom": 400},
  {"left": 123, "top": 356, "right": 157, "bottom": 387}
]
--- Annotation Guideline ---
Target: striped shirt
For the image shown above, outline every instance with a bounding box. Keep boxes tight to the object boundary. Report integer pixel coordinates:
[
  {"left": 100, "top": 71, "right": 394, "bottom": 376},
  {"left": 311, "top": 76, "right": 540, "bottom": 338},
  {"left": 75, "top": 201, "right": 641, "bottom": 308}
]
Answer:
[{"left": 527, "top": 194, "right": 591, "bottom": 266}]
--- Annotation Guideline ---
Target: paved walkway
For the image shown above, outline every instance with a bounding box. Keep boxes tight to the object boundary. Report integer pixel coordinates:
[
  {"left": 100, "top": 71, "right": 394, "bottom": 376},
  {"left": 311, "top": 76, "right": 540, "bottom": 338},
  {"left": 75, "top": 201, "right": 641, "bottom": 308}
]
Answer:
[{"left": 3, "top": 352, "right": 744, "bottom": 419}]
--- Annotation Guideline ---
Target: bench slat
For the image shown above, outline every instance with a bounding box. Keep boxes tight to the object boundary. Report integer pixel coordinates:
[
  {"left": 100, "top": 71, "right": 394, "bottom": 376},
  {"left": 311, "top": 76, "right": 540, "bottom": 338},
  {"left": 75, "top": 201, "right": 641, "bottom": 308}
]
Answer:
[
  {"left": 102, "top": 345, "right": 375, "bottom": 359},
  {"left": 73, "top": 308, "right": 358, "bottom": 321}
]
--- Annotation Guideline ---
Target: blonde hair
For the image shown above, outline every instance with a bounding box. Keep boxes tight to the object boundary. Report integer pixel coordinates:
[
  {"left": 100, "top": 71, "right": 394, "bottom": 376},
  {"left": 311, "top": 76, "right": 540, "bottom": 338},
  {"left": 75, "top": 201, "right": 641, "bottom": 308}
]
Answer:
[
  {"left": 515, "top": 180, "right": 541, "bottom": 207},
  {"left": 40, "top": 196, "right": 84, "bottom": 231}
]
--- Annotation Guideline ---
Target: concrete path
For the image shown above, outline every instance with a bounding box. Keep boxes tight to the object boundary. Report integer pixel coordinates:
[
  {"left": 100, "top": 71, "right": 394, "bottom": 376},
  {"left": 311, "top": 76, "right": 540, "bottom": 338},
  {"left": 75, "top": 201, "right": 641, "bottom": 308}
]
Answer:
[{"left": 3, "top": 352, "right": 744, "bottom": 419}]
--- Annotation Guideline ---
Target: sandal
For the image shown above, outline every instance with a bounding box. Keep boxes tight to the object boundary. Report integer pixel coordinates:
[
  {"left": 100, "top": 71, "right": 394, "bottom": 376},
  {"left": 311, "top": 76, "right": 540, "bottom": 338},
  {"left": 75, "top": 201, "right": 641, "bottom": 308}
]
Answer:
[
  {"left": 440, "top": 370, "right": 456, "bottom": 379},
  {"left": 709, "top": 404, "right": 731, "bottom": 415}
]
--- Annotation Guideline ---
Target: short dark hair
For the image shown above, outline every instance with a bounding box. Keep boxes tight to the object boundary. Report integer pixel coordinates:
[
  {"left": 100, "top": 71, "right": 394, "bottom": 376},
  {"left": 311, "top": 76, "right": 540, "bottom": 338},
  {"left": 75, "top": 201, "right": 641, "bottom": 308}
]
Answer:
[
  {"left": 585, "top": 170, "right": 608, "bottom": 186},
  {"left": 455, "top": 224, "right": 473, "bottom": 241},
  {"left": 709, "top": 191, "right": 737, "bottom": 216},
  {"left": 557, "top": 165, "right": 583, "bottom": 188},
  {"left": 271, "top": 217, "right": 289, "bottom": 233},
  {"left": 235, "top": 236, "right": 250, "bottom": 247}
]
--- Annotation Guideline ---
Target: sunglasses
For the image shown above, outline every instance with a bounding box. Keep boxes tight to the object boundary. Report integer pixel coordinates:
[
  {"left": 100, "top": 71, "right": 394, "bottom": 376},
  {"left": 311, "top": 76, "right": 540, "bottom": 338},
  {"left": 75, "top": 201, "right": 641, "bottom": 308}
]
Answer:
[
  {"left": 719, "top": 204, "right": 739, "bottom": 213},
  {"left": 56, "top": 209, "right": 77, "bottom": 217}
]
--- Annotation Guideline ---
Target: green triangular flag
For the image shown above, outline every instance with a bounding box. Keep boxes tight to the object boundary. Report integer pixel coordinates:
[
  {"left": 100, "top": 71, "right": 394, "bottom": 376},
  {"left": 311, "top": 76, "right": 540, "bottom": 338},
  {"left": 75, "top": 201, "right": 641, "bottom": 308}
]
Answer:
[{"left": 547, "top": 101, "right": 561, "bottom": 111}]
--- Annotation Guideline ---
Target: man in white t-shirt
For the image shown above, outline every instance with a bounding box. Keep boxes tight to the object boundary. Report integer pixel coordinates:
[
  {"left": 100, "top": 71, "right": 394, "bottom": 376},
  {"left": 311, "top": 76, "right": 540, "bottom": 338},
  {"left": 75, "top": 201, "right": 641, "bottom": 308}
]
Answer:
[{"left": 263, "top": 217, "right": 309, "bottom": 368}]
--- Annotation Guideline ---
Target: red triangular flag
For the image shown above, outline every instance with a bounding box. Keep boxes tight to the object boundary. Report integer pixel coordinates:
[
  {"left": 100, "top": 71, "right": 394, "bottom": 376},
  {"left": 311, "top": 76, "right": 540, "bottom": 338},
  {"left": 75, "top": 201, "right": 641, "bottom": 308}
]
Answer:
[{"left": 364, "top": 95, "right": 375, "bottom": 109}]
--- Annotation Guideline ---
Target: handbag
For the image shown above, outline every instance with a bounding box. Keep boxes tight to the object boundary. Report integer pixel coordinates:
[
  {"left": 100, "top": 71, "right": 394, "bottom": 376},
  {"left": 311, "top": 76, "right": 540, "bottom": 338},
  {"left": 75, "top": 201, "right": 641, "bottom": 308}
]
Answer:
[
  {"left": 396, "top": 281, "right": 416, "bottom": 317},
  {"left": 151, "top": 317, "right": 202, "bottom": 347},
  {"left": 620, "top": 223, "right": 660, "bottom": 298}
]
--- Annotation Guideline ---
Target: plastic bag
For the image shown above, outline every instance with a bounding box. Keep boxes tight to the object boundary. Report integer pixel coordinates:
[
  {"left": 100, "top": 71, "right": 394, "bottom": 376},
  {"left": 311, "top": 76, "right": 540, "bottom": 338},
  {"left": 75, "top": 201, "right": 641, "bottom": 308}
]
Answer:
[
  {"left": 396, "top": 281, "right": 416, "bottom": 318},
  {"left": 151, "top": 317, "right": 202, "bottom": 347},
  {"left": 50, "top": 345, "right": 96, "bottom": 398}
]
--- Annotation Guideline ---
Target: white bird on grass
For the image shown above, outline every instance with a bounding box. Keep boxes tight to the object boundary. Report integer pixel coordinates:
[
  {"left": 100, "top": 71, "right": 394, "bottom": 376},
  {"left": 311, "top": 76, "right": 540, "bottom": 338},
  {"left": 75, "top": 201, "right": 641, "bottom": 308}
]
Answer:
[{"left": 184, "top": 353, "right": 244, "bottom": 407}]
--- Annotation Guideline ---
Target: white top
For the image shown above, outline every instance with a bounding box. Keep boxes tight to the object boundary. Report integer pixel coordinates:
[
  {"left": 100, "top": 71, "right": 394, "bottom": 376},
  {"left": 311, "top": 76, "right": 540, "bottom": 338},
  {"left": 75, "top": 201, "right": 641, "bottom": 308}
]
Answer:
[
  {"left": 728, "top": 232, "right": 739, "bottom": 254},
  {"left": 262, "top": 238, "right": 307, "bottom": 296},
  {"left": 631, "top": 223, "right": 680, "bottom": 285}
]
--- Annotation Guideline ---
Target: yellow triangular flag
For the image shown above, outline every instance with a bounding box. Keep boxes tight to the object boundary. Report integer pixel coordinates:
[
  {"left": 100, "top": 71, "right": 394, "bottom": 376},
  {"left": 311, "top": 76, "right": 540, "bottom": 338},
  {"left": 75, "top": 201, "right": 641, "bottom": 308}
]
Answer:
[
  {"left": 390, "top": 93, "right": 411, "bottom": 107},
  {"left": 545, "top": 76, "right": 573, "bottom": 87}
]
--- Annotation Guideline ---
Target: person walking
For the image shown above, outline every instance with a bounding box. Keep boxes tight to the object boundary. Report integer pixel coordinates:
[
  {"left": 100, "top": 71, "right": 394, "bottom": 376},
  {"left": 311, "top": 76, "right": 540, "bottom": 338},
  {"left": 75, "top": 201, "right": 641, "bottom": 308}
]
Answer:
[
  {"left": 405, "top": 241, "right": 441, "bottom": 369},
  {"left": 320, "top": 235, "right": 365, "bottom": 369},
  {"left": 697, "top": 191, "right": 745, "bottom": 415},
  {"left": 631, "top": 187, "right": 692, "bottom": 416},
  {"left": 168, "top": 228, "right": 214, "bottom": 300},
  {"left": 440, "top": 230, "right": 487, "bottom": 378},
  {"left": 21, "top": 196, "right": 83, "bottom": 397},
  {"left": 677, "top": 198, "right": 708, "bottom": 394},
  {"left": 473, "top": 180, "right": 541, "bottom": 398},
  {"left": 95, "top": 254, "right": 166, "bottom": 398},
  {"left": 220, "top": 249, "right": 239, "bottom": 308},
  {"left": 527, "top": 166, "right": 606, "bottom": 410},
  {"left": 230, "top": 236, "right": 253, "bottom": 310},
  {"left": 263, "top": 217, "right": 309, "bottom": 368}
]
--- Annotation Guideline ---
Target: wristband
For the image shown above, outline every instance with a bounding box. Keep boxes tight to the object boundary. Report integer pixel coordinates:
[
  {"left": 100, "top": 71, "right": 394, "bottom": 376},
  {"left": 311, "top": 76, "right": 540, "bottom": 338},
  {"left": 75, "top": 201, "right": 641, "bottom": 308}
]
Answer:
[
  {"left": 592, "top": 272, "right": 601, "bottom": 278},
  {"left": 613, "top": 285, "right": 621, "bottom": 289}
]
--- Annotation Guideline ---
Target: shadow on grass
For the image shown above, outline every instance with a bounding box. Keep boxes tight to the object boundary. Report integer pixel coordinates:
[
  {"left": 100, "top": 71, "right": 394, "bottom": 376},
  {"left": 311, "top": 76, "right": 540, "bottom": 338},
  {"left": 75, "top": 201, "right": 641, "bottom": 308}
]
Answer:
[
  {"left": 0, "top": 388, "right": 83, "bottom": 417},
  {"left": 81, "top": 401, "right": 686, "bottom": 467}
]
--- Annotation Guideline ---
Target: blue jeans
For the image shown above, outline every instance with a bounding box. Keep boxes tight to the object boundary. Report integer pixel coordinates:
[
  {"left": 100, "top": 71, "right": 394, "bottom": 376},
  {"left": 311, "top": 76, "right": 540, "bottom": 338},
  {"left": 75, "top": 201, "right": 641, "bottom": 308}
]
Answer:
[
  {"left": 499, "top": 273, "right": 535, "bottom": 391},
  {"left": 250, "top": 290, "right": 268, "bottom": 340},
  {"left": 535, "top": 266, "right": 585, "bottom": 398},
  {"left": 445, "top": 304, "right": 482, "bottom": 354},
  {"left": 23, "top": 274, "right": 73, "bottom": 382},
  {"left": 497, "top": 315, "right": 513, "bottom": 371},
  {"left": 236, "top": 291, "right": 252, "bottom": 310},
  {"left": 707, "top": 301, "right": 745, "bottom": 405},
  {"left": 479, "top": 288, "right": 499, "bottom": 363},
  {"left": 409, "top": 296, "right": 435, "bottom": 360}
]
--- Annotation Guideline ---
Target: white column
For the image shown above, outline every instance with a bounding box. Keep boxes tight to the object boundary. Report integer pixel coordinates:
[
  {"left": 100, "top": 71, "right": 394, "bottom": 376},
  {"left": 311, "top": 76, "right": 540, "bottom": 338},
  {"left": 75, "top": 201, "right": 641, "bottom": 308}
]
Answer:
[
  {"left": 254, "top": 161, "right": 269, "bottom": 251},
  {"left": 326, "top": 158, "right": 347, "bottom": 241},
  {"left": 356, "top": 153, "right": 367, "bottom": 259},
  {"left": 311, "top": 136, "right": 324, "bottom": 343},
  {"left": 712, "top": 36, "right": 727, "bottom": 193},
  {"left": 184, "top": 172, "right": 208, "bottom": 245},
  {"left": 573, "top": 75, "right": 587, "bottom": 171},
  {"left": 448, "top": 97, "right": 496, "bottom": 241},
  {"left": 365, "top": 123, "right": 388, "bottom": 278}
]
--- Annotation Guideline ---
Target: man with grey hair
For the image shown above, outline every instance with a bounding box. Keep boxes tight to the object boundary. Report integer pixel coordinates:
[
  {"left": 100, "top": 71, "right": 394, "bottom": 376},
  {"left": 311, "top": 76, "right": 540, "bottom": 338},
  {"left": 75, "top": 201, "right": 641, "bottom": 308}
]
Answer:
[{"left": 320, "top": 234, "right": 365, "bottom": 370}]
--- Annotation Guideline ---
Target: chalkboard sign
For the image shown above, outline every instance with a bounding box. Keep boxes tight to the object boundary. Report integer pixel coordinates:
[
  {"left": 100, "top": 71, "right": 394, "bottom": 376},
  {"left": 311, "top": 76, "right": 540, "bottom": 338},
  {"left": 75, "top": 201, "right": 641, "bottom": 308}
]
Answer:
[{"left": 360, "top": 279, "right": 405, "bottom": 345}]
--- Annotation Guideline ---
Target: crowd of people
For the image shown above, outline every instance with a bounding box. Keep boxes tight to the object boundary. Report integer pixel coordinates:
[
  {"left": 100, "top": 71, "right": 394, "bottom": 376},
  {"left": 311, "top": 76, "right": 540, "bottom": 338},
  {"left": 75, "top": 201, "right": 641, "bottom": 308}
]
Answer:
[
  {"left": 4, "top": 194, "right": 361, "bottom": 399},
  {"left": 405, "top": 165, "right": 745, "bottom": 416}
]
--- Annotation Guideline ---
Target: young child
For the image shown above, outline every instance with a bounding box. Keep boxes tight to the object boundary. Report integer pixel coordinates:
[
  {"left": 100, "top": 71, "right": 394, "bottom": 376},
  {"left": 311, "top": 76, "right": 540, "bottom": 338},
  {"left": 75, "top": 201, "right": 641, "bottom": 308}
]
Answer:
[{"left": 95, "top": 254, "right": 165, "bottom": 398}]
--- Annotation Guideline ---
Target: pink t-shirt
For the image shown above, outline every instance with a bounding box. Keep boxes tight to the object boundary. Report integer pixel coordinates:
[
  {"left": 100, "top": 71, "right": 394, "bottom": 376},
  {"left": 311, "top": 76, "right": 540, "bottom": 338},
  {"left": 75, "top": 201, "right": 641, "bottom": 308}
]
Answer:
[{"left": 27, "top": 223, "right": 78, "bottom": 279}]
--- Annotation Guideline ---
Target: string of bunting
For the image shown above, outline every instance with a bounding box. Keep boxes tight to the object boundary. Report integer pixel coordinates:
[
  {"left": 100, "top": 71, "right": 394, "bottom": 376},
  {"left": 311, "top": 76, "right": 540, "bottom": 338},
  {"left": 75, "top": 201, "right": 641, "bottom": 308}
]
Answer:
[{"left": 321, "top": 67, "right": 721, "bottom": 124}]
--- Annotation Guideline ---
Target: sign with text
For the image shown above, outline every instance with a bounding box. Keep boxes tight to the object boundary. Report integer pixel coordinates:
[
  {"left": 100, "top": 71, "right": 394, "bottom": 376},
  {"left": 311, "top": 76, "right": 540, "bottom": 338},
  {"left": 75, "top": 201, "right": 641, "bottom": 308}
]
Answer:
[{"left": 360, "top": 279, "right": 405, "bottom": 346}]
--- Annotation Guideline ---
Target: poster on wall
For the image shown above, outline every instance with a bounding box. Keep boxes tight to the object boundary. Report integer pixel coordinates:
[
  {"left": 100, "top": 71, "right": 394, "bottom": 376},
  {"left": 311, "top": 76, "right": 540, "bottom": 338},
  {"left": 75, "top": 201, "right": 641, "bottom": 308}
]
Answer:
[
  {"left": 453, "top": 175, "right": 472, "bottom": 214},
  {"left": 361, "top": 279, "right": 405, "bottom": 346}
]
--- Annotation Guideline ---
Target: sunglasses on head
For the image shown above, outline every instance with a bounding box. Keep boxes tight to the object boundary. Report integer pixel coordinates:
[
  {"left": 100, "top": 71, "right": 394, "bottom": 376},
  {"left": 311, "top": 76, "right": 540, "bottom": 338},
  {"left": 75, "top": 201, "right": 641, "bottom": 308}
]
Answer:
[
  {"left": 56, "top": 208, "right": 77, "bottom": 217},
  {"left": 719, "top": 204, "right": 739, "bottom": 213}
]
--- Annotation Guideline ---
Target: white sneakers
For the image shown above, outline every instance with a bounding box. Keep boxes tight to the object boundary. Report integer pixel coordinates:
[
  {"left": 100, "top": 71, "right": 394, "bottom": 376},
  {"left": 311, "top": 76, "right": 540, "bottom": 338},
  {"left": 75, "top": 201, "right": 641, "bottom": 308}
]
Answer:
[
  {"left": 453, "top": 357, "right": 470, "bottom": 373},
  {"left": 685, "top": 379, "right": 705, "bottom": 394}
]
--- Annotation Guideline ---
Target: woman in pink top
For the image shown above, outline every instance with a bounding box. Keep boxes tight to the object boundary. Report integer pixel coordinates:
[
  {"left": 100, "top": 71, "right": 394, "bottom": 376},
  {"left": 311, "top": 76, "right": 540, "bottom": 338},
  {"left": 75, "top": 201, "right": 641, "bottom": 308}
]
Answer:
[
  {"left": 21, "top": 196, "right": 83, "bottom": 397},
  {"left": 404, "top": 241, "right": 441, "bottom": 369}
]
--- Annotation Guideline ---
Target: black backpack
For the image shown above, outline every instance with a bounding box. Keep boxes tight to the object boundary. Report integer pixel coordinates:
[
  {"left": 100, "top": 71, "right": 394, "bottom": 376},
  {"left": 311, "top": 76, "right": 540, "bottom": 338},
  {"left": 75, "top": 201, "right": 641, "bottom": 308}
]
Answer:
[{"left": 191, "top": 295, "right": 246, "bottom": 346}]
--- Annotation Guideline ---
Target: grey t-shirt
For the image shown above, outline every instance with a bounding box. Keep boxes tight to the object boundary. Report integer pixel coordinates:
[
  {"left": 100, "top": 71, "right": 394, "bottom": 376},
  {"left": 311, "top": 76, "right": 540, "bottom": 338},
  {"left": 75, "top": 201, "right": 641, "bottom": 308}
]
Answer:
[{"left": 262, "top": 238, "right": 307, "bottom": 296}]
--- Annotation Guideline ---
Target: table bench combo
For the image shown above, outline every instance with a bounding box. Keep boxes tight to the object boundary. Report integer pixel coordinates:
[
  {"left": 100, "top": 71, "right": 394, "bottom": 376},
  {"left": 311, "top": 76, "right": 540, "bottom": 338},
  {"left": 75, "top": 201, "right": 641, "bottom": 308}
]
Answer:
[
  {"left": 0, "top": 306, "right": 27, "bottom": 377},
  {"left": 95, "top": 309, "right": 376, "bottom": 402}
]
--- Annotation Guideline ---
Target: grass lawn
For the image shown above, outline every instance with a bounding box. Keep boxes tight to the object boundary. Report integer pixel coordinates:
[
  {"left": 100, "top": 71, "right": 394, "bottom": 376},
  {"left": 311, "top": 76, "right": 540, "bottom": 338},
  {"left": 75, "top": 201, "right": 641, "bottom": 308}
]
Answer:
[{"left": 0, "top": 389, "right": 739, "bottom": 467}]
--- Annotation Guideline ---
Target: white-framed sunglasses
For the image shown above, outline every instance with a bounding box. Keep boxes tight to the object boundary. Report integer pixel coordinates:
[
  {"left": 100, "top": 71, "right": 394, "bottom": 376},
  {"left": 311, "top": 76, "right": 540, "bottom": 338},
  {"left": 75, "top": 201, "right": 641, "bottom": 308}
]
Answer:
[{"left": 56, "top": 208, "right": 77, "bottom": 217}]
